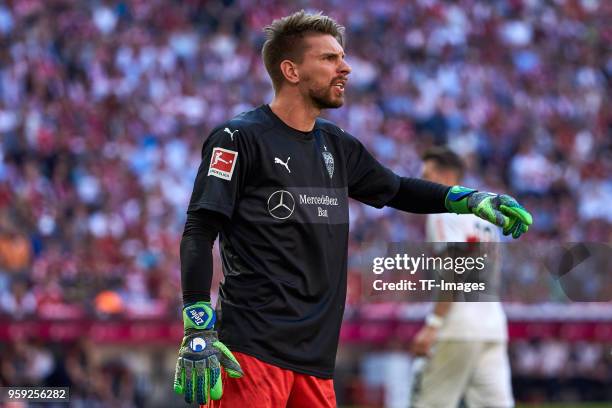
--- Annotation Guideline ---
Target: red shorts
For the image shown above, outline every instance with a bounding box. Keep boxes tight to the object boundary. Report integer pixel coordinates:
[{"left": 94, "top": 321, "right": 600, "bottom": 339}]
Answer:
[{"left": 209, "top": 351, "right": 336, "bottom": 408}]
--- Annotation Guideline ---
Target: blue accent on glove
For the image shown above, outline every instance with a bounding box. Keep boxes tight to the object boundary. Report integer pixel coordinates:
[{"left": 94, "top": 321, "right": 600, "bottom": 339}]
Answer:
[
  {"left": 183, "top": 302, "right": 216, "bottom": 330},
  {"left": 446, "top": 186, "right": 476, "bottom": 203}
]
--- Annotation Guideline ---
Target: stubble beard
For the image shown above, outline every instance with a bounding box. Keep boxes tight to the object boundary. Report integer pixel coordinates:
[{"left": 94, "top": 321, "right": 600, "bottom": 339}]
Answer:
[{"left": 308, "top": 82, "right": 344, "bottom": 110}]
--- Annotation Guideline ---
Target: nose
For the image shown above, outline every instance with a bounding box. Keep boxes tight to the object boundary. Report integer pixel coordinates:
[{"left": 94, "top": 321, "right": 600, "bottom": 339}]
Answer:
[{"left": 340, "top": 58, "right": 351, "bottom": 75}]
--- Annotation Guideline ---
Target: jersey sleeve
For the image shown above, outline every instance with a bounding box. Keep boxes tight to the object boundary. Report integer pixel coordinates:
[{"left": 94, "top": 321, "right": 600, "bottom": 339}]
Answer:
[
  {"left": 187, "top": 125, "right": 247, "bottom": 218},
  {"left": 342, "top": 132, "right": 400, "bottom": 208}
]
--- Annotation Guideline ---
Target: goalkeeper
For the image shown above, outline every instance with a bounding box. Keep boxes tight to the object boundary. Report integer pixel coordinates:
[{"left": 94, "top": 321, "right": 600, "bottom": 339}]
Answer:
[{"left": 173, "top": 10, "right": 532, "bottom": 407}]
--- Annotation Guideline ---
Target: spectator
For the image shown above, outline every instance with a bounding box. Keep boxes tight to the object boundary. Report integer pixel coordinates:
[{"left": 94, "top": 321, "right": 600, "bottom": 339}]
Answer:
[{"left": 0, "top": 277, "right": 37, "bottom": 319}]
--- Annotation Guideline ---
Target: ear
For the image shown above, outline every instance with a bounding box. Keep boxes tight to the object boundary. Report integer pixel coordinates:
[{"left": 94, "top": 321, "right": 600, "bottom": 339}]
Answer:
[{"left": 279, "top": 60, "right": 300, "bottom": 85}]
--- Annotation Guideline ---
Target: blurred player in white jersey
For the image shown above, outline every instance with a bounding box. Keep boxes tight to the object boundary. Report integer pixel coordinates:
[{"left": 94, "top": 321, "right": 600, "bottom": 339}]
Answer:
[{"left": 410, "top": 147, "right": 514, "bottom": 408}]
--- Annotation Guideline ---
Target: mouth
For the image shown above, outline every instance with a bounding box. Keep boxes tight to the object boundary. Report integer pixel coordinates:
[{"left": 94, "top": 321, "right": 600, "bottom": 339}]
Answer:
[{"left": 332, "top": 79, "right": 347, "bottom": 94}]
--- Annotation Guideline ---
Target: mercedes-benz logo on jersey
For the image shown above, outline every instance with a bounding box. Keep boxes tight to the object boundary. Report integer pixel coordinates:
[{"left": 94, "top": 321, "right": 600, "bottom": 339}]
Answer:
[{"left": 267, "top": 190, "right": 295, "bottom": 220}]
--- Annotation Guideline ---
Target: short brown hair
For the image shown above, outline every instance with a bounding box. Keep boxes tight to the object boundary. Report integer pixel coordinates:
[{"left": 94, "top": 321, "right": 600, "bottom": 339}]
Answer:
[
  {"left": 261, "top": 10, "right": 345, "bottom": 91},
  {"left": 422, "top": 146, "right": 465, "bottom": 179}
]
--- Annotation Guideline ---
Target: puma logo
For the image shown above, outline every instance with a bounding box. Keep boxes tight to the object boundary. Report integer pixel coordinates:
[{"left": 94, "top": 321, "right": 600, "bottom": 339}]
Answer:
[
  {"left": 274, "top": 157, "right": 291, "bottom": 173},
  {"left": 223, "top": 127, "right": 239, "bottom": 141}
]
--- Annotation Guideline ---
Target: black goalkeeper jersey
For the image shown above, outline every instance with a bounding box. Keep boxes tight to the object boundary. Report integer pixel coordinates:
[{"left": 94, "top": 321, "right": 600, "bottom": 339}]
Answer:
[{"left": 187, "top": 104, "right": 400, "bottom": 378}]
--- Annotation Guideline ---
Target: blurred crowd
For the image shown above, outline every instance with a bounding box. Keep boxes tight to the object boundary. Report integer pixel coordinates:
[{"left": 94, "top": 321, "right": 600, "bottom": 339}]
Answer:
[
  {"left": 511, "top": 339, "right": 612, "bottom": 402},
  {"left": 334, "top": 339, "right": 612, "bottom": 406},
  {"left": 1, "top": 337, "right": 610, "bottom": 407},
  {"left": 0, "top": 0, "right": 610, "bottom": 318},
  {"left": 0, "top": 338, "right": 147, "bottom": 407}
]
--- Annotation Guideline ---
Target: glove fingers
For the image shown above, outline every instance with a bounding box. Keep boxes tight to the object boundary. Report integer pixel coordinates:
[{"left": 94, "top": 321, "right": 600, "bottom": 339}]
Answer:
[
  {"left": 475, "top": 200, "right": 508, "bottom": 228},
  {"left": 209, "top": 355, "right": 223, "bottom": 400},
  {"left": 508, "top": 221, "right": 522, "bottom": 238},
  {"left": 493, "top": 210, "right": 510, "bottom": 229},
  {"left": 183, "top": 359, "right": 195, "bottom": 404},
  {"left": 474, "top": 197, "right": 510, "bottom": 228},
  {"left": 503, "top": 219, "right": 519, "bottom": 236},
  {"left": 195, "top": 360, "right": 207, "bottom": 405},
  {"left": 500, "top": 204, "right": 533, "bottom": 225},
  {"left": 513, "top": 223, "right": 529, "bottom": 239},
  {"left": 173, "top": 357, "right": 185, "bottom": 394},
  {"left": 214, "top": 341, "right": 244, "bottom": 378},
  {"left": 219, "top": 354, "right": 243, "bottom": 378}
]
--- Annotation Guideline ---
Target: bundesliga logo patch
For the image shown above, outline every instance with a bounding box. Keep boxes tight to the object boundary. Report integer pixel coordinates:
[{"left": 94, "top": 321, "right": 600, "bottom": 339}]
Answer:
[{"left": 208, "top": 147, "right": 237, "bottom": 180}]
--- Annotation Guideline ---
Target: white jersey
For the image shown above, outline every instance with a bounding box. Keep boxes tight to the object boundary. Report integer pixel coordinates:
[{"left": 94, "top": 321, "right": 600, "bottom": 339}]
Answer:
[{"left": 426, "top": 213, "right": 507, "bottom": 341}]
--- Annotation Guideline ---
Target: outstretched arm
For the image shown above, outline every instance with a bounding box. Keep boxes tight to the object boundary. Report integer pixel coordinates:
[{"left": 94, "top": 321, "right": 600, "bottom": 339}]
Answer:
[
  {"left": 444, "top": 186, "right": 533, "bottom": 239},
  {"left": 386, "top": 179, "right": 533, "bottom": 239},
  {"left": 387, "top": 177, "right": 450, "bottom": 213}
]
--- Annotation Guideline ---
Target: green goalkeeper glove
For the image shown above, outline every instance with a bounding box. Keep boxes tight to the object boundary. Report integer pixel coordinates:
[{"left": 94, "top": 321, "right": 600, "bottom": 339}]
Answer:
[
  {"left": 173, "top": 301, "right": 243, "bottom": 405},
  {"left": 445, "top": 186, "right": 533, "bottom": 239}
]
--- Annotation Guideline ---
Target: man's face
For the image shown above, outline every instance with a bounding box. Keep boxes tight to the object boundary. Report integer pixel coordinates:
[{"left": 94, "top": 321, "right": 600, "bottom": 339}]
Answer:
[
  {"left": 296, "top": 34, "right": 351, "bottom": 109},
  {"left": 422, "top": 160, "right": 459, "bottom": 185}
]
